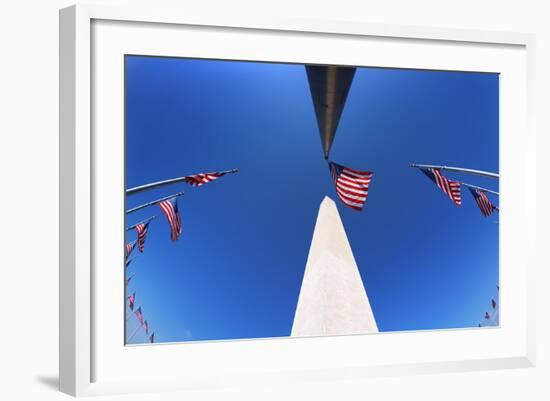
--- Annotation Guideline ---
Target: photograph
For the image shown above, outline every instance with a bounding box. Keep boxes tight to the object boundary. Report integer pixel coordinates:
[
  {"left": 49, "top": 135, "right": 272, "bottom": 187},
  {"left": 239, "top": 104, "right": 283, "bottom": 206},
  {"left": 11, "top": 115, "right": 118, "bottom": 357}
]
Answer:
[
  {"left": 124, "top": 55, "right": 499, "bottom": 345},
  {"left": 1, "top": 0, "right": 543, "bottom": 398}
]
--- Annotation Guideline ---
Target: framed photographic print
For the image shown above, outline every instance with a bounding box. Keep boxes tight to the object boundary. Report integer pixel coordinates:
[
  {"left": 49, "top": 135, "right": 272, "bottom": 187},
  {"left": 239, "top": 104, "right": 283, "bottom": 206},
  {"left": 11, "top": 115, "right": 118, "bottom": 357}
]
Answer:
[{"left": 59, "top": 4, "right": 536, "bottom": 396}]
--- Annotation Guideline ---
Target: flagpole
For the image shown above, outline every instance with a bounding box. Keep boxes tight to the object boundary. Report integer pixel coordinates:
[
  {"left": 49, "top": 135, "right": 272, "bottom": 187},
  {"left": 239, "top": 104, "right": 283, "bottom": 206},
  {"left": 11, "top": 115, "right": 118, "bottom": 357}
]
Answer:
[
  {"left": 126, "top": 304, "right": 140, "bottom": 322},
  {"left": 127, "top": 322, "right": 142, "bottom": 342},
  {"left": 125, "top": 297, "right": 136, "bottom": 320},
  {"left": 409, "top": 164, "right": 499, "bottom": 179},
  {"left": 126, "top": 304, "right": 137, "bottom": 321},
  {"left": 126, "top": 169, "right": 239, "bottom": 195},
  {"left": 126, "top": 192, "right": 185, "bottom": 214},
  {"left": 461, "top": 182, "right": 500, "bottom": 196},
  {"left": 126, "top": 273, "right": 136, "bottom": 286},
  {"left": 126, "top": 216, "right": 156, "bottom": 231}
]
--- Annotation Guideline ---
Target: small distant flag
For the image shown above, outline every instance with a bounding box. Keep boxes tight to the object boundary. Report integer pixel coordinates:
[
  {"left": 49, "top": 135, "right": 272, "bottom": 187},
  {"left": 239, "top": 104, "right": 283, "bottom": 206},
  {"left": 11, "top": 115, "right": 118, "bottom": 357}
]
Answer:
[
  {"left": 159, "top": 197, "right": 182, "bottom": 241},
  {"left": 328, "top": 161, "right": 373, "bottom": 211},
  {"left": 468, "top": 187, "right": 496, "bottom": 217},
  {"left": 142, "top": 320, "right": 149, "bottom": 335},
  {"left": 125, "top": 257, "right": 134, "bottom": 270},
  {"left": 126, "top": 273, "right": 135, "bottom": 285},
  {"left": 484, "top": 312, "right": 490, "bottom": 320},
  {"left": 183, "top": 171, "right": 233, "bottom": 187},
  {"left": 125, "top": 241, "right": 136, "bottom": 259},
  {"left": 149, "top": 332, "right": 155, "bottom": 343},
  {"left": 478, "top": 323, "right": 481, "bottom": 327},
  {"left": 128, "top": 292, "right": 135, "bottom": 311},
  {"left": 419, "top": 168, "right": 461, "bottom": 205},
  {"left": 491, "top": 299, "right": 497, "bottom": 309},
  {"left": 135, "top": 222, "right": 150, "bottom": 252},
  {"left": 135, "top": 307, "right": 144, "bottom": 325}
]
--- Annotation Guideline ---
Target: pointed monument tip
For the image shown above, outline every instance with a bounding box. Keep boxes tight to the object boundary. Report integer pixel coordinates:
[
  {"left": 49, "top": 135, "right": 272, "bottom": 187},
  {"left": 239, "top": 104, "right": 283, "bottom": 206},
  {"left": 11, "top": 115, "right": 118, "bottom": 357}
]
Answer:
[{"left": 321, "top": 195, "right": 336, "bottom": 207}]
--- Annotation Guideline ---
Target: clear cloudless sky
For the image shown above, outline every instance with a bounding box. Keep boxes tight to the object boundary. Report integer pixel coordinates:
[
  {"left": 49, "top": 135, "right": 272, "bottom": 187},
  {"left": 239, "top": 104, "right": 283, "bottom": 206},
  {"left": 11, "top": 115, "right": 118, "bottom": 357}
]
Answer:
[{"left": 124, "top": 55, "right": 499, "bottom": 345}]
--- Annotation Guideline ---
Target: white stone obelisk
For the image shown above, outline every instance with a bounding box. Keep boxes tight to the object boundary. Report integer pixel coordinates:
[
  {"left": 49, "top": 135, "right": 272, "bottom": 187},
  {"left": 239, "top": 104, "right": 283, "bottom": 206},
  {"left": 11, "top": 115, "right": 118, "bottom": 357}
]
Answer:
[{"left": 291, "top": 196, "right": 378, "bottom": 337}]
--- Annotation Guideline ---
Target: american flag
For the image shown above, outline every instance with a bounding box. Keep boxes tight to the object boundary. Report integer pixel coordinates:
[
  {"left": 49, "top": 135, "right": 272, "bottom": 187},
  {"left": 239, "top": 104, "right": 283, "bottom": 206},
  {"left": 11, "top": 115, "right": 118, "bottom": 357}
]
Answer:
[
  {"left": 135, "top": 307, "right": 144, "bottom": 325},
  {"left": 468, "top": 187, "right": 496, "bottom": 217},
  {"left": 142, "top": 320, "right": 149, "bottom": 335},
  {"left": 183, "top": 171, "right": 230, "bottom": 187},
  {"left": 125, "top": 241, "right": 136, "bottom": 259},
  {"left": 135, "top": 222, "right": 150, "bottom": 252},
  {"left": 419, "top": 168, "right": 461, "bottom": 205},
  {"left": 149, "top": 333, "right": 155, "bottom": 343},
  {"left": 328, "top": 161, "right": 373, "bottom": 211},
  {"left": 125, "top": 257, "right": 134, "bottom": 270},
  {"left": 158, "top": 197, "right": 182, "bottom": 241},
  {"left": 484, "top": 312, "right": 490, "bottom": 320},
  {"left": 491, "top": 299, "right": 496, "bottom": 309},
  {"left": 128, "top": 292, "right": 135, "bottom": 311}
]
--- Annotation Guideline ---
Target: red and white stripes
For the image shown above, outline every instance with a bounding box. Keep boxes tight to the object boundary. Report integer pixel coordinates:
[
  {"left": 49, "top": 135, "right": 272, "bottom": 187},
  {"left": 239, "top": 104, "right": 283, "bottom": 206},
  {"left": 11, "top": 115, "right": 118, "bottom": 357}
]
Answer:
[{"left": 329, "top": 161, "right": 373, "bottom": 211}]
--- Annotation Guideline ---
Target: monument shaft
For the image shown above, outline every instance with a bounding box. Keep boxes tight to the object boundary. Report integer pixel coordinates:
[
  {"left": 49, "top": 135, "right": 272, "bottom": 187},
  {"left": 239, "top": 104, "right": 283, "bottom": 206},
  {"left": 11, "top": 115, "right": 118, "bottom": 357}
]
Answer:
[{"left": 291, "top": 196, "right": 378, "bottom": 337}]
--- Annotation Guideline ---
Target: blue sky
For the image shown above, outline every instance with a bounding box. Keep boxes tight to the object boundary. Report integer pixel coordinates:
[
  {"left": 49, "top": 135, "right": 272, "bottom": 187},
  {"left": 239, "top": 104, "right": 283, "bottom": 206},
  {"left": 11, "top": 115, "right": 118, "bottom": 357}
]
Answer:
[{"left": 124, "top": 56, "right": 499, "bottom": 344}]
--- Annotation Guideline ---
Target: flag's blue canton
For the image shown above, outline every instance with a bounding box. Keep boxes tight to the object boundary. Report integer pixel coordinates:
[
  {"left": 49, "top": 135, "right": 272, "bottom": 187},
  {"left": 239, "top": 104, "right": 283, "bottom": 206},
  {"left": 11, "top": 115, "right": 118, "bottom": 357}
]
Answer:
[
  {"left": 419, "top": 167, "right": 461, "bottom": 206},
  {"left": 468, "top": 187, "right": 496, "bottom": 217}
]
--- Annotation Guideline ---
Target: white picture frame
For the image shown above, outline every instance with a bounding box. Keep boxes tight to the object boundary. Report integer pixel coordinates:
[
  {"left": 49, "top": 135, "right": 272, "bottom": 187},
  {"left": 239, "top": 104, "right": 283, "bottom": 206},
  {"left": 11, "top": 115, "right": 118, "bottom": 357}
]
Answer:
[{"left": 59, "top": 4, "right": 536, "bottom": 397}]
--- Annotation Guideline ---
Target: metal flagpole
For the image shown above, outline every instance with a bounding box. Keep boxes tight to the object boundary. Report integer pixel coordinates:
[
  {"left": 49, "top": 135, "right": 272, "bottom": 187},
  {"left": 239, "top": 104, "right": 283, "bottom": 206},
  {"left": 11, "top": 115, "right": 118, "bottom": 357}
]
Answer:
[
  {"left": 409, "top": 163, "right": 499, "bottom": 179},
  {"left": 127, "top": 322, "right": 143, "bottom": 341},
  {"left": 461, "top": 182, "right": 500, "bottom": 196},
  {"left": 126, "top": 216, "right": 156, "bottom": 231},
  {"left": 125, "top": 273, "right": 136, "bottom": 286},
  {"left": 126, "top": 192, "right": 185, "bottom": 214},
  {"left": 126, "top": 304, "right": 141, "bottom": 321},
  {"left": 126, "top": 169, "right": 239, "bottom": 195},
  {"left": 126, "top": 304, "right": 140, "bottom": 322}
]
